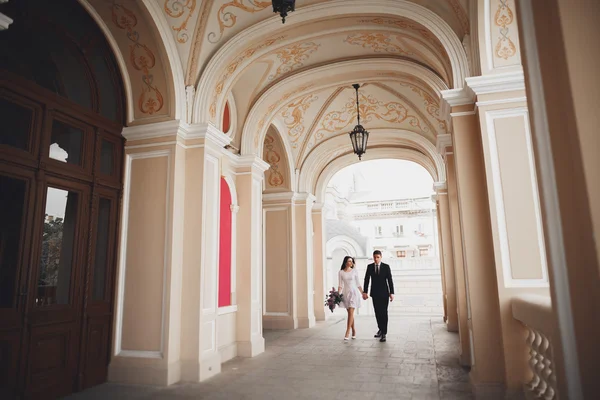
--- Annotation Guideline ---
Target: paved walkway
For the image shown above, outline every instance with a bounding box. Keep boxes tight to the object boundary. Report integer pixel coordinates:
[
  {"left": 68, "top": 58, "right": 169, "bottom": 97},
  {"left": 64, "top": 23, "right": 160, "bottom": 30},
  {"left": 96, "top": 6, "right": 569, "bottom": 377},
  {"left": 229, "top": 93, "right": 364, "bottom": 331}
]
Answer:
[{"left": 66, "top": 316, "right": 472, "bottom": 400}]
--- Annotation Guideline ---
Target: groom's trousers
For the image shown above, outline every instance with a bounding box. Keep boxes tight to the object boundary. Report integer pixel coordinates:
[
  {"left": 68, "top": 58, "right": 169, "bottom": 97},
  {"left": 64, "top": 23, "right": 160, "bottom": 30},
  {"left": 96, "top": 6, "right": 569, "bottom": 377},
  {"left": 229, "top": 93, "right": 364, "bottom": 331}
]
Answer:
[{"left": 372, "top": 296, "right": 389, "bottom": 335}]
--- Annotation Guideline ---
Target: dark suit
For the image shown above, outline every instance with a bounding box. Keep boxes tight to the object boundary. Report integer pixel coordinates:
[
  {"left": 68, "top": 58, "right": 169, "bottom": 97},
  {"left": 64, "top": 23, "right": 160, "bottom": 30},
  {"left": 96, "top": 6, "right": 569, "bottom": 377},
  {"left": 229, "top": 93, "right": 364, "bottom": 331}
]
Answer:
[{"left": 364, "top": 262, "right": 395, "bottom": 335}]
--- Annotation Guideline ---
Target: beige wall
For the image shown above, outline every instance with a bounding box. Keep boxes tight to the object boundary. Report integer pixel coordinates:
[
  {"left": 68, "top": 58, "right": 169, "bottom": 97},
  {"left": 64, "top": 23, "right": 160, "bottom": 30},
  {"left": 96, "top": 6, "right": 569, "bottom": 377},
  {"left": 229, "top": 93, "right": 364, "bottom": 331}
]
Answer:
[
  {"left": 121, "top": 156, "right": 168, "bottom": 352},
  {"left": 264, "top": 209, "right": 292, "bottom": 315}
]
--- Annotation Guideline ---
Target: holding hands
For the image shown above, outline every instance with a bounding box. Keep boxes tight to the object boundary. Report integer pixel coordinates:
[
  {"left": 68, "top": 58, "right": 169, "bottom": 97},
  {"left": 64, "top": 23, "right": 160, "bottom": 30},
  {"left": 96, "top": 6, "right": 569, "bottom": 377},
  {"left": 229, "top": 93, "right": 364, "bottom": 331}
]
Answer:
[{"left": 362, "top": 292, "right": 368, "bottom": 300}]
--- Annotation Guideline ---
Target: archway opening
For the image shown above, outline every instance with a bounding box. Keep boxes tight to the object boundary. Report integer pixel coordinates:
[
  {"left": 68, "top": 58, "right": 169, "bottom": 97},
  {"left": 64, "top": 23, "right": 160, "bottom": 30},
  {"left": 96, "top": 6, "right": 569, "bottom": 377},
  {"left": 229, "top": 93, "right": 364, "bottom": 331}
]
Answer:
[{"left": 324, "top": 159, "right": 443, "bottom": 318}]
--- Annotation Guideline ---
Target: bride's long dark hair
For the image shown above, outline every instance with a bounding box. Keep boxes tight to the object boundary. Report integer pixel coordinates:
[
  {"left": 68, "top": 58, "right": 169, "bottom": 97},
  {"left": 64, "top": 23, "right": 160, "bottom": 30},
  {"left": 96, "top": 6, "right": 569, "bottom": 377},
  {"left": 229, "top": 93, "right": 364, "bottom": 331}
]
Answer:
[{"left": 340, "top": 255, "right": 355, "bottom": 270}]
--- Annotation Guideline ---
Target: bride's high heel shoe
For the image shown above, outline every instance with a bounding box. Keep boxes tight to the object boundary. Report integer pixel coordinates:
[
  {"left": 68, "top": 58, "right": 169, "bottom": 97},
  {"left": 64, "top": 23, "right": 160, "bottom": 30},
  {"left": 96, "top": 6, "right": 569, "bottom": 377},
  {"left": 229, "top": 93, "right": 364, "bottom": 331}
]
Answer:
[{"left": 344, "top": 336, "right": 349, "bottom": 341}]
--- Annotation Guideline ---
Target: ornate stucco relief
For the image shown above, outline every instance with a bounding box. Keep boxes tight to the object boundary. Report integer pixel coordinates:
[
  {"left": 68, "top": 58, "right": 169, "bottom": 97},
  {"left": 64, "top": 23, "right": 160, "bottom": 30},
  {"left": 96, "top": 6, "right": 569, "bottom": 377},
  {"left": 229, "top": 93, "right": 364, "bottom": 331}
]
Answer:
[{"left": 490, "top": 0, "right": 521, "bottom": 68}]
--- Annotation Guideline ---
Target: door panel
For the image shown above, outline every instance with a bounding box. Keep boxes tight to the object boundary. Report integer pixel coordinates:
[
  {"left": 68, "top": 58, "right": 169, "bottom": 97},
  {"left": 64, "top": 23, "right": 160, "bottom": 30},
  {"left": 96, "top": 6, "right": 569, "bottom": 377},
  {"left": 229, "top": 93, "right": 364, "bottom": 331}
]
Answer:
[
  {"left": 25, "top": 178, "right": 89, "bottom": 397},
  {"left": 25, "top": 323, "right": 79, "bottom": 399},
  {"left": 82, "top": 316, "right": 111, "bottom": 389},
  {"left": 80, "top": 188, "right": 119, "bottom": 389},
  {"left": 0, "top": 165, "right": 36, "bottom": 398}
]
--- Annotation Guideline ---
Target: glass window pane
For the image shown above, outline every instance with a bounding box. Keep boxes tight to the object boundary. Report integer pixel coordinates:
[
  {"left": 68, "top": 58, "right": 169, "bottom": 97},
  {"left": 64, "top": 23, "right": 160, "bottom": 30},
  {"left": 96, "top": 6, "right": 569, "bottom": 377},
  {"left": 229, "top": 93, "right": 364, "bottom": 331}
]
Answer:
[
  {"left": 0, "top": 97, "right": 33, "bottom": 151},
  {"left": 100, "top": 140, "right": 114, "bottom": 176},
  {"left": 37, "top": 187, "right": 79, "bottom": 307},
  {"left": 0, "top": 176, "right": 27, "bottom": 308},
  {"left": 50, "top": 120, "right": 83, "bottom": 165},
  {"left": 92, "top": 198, "right": 111, "bottom": 301}
]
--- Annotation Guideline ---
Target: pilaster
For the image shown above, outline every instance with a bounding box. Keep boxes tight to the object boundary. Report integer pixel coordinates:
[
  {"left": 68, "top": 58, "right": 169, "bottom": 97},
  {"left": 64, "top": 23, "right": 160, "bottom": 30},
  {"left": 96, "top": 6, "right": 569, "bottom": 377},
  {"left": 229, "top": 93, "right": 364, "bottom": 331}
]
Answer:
[
  {"left": 233, "top": 155, "right": 269, "bottom": 357},
  {"left": 179, "top": 123, "right": 231, "bottom": 382},
  {"left": 434, "top": 181, "right": 458, "bottom": 333},
  {"left": 312, "top": 202, "right": 326, "bottom": 322},
  {"left": 293, "top": 193, "right": 317, "bottom": 329}
]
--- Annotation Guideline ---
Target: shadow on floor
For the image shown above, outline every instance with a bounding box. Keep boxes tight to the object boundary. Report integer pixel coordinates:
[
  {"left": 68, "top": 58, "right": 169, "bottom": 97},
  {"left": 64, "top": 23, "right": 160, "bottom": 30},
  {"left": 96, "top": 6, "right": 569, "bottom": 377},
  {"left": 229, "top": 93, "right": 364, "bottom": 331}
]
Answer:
[{"left": 65, "top": 316, "right": 472, "bottom": 400}]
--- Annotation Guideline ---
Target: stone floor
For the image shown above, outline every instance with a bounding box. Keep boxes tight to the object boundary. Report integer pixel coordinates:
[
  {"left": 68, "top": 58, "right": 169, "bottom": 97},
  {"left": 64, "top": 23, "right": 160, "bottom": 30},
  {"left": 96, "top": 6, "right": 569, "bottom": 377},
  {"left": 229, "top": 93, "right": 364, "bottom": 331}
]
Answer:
[{"left": 65, "top": 316, "right": 472, "bottom": 400}]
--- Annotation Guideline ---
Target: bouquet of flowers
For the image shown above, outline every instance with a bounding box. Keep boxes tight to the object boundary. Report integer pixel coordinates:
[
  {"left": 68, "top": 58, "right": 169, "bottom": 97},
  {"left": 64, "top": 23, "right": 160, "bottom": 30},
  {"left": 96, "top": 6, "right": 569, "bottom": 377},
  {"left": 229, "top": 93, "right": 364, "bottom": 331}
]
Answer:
[{"left": 325, "top": 287, "right": 343, "bottom": 312}]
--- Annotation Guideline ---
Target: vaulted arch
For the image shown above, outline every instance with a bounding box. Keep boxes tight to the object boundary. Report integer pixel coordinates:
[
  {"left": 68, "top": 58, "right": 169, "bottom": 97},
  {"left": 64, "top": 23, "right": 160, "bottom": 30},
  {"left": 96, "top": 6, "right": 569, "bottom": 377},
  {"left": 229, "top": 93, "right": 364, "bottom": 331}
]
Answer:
[{"left": 194, "top": 0, "right": 470, "bottom": 127}]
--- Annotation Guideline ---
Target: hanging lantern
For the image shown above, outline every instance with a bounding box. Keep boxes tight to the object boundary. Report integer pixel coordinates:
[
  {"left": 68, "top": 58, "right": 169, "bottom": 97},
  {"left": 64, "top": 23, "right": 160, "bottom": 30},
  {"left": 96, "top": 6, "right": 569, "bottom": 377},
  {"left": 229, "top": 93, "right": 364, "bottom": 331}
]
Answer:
[
  {"left": 272, "top": 0, "right": 295, "bottom": 24},
  {"left": 349, "top": 84, "right": 369, "bottom": 160}
]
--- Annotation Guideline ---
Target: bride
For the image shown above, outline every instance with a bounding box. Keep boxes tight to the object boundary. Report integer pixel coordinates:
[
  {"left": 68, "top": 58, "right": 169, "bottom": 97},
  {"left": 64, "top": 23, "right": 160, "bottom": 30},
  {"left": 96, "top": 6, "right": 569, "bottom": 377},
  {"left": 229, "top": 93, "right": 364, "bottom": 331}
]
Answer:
[{"left": 338, "top": 256, "right": 365, "bottom": 340}]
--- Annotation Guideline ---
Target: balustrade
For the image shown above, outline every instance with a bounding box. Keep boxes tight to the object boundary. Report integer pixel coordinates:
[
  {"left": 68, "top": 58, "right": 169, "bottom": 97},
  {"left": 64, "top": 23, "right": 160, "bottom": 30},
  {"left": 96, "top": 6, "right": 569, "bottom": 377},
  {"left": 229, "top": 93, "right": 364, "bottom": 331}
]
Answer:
[{"left": 512, "top": 296, "right": 558, "bottom": 400}]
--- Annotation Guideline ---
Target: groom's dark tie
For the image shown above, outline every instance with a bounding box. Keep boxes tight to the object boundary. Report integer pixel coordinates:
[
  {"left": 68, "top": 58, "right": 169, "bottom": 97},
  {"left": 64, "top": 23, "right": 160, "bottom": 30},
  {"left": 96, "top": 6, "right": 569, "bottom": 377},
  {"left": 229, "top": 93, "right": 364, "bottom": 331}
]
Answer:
[{"left": 376, "top": 264, "right": 379, "bottom": 275}]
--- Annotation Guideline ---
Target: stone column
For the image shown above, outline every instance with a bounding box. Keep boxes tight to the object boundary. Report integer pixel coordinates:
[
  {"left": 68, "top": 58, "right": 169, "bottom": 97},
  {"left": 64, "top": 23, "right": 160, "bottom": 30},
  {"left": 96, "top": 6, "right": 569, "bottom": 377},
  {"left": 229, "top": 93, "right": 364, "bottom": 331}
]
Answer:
[
  {"left": 433, "top": 200, "right": 447, "bottom": 322},
  {"left": 445, "top": 150, "right": 471, "bottom": 366},
  {"left": 234, "top": 156, "right": 270, "bottom": 356},
  {"left": 179, "top": 124, "right": 231, "bottom": 382},
  {"left": 448, "top": 103, "right": 506, "bottom": 396},
  {"left": 312, "top": 203, "right": 326, "bottom": 322},
  {"left": 294, "top": 193, "right": 316, "bottom": 328},
  {"left": 434, "top": 181, "right": 458, "bottom": 333}
]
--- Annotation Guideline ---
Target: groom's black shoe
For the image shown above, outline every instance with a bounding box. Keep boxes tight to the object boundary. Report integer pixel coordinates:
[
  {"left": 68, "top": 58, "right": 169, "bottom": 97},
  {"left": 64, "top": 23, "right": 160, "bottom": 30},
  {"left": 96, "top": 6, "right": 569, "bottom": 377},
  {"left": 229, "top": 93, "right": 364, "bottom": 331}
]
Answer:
[
  {"left": 374, "top": 330, "right": 382, "bottom": 338},
  {"left": 379, "top": 335, "right": 387, "bottom": 342}
]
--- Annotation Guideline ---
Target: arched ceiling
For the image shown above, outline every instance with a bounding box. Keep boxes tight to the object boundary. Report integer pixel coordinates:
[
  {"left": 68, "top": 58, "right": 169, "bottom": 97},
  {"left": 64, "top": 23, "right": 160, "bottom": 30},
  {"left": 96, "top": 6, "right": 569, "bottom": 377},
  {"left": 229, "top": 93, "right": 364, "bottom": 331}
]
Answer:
[
  {"left": 74, "top": 0, "right": 470, "bottom": 189},
  {"left": 170, "top": 0, "right": 470, "bottom": 86}
]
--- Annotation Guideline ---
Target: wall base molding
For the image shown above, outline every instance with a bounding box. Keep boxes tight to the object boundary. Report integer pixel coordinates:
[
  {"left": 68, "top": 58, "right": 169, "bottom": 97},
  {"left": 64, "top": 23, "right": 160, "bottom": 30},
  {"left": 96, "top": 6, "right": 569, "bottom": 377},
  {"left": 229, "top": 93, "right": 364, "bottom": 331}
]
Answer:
[
  {"left": 108, "top": 359, "right": 181, "bottom": 386},
  {"left": 237, "top": 335, "right": 265, "bottom": 357},
  {"left": 263, "top": 315, "right": 298, "bottom": 330},
  {"left": 219, "top": 342, "right": 238, "bottom": 363},
  {"left": 297, "top": 316, "right": 316, "bottom": 329}
]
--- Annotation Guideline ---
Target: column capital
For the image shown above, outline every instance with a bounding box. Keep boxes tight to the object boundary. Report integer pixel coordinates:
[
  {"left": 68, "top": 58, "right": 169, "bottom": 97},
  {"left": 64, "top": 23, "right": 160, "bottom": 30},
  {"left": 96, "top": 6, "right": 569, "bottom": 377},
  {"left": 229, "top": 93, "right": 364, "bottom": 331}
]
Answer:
[
  {"left": 433, "top": 181, "right": 448, "bottom": 195},
  {"left": 312, "top": 202, "right": 325, "bottom": 212},
  {"left": 263, "top": 191, "right": 296, "bottom": 206},
  {"left": 294, "top": 192, "right": 316, "bottom": 206},
  {"left": 177, "top": 123, "right": 231, "bottom": 148},
  {"left": 441, "top": 70, "right": 527, "bottom": 120},
  {"left": 436, "top": 134, "right": 453, "bottom": 155},
  {"left": 232, "top": 155, "right": 270, "bottom": 177}
]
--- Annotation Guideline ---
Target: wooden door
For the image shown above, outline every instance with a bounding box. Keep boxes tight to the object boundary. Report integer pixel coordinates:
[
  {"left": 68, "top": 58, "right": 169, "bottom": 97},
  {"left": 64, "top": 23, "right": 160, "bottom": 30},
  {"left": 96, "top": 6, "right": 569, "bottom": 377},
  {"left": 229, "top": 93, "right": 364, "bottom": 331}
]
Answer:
[
  {"left": 0, "top": 77, "right": 124, "bottom": 399},
  {"left": 0, "top": 165, "right": 37, "bottom": 399},
  {"left": 24, "top": 177, "right": 90, "bottom": 399}
]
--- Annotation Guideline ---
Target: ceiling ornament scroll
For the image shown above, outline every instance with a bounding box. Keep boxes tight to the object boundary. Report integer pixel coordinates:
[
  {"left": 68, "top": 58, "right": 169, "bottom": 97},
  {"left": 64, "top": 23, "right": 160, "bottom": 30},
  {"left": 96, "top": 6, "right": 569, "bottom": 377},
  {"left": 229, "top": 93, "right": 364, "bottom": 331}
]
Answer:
[
  {"left": 312, "top": 92, "right": 428, "bottom": 147},
  {"left": 255, "top": 82, "right": 314, "bottom": 147},
  {"left": 343, "top": 32, "right": 413, "bottom": 56},
  {"left": 110, "top": 1, "right": 164, "bottom": 115},
  {"left": 164, "top": 0, "right": 197, "bottom": 43},
  {"left": 394, "top": 82, "right": 447, "bottom": 132},
  {"left": 358, "top": 18, "right": 447, "bottom": 59},
  {"left": 208, "top": 0, "right": 271, "bottom": 44},
  {"left": 494, "top": 0, "right": 517, "bottom": 60},
  {"left": 264, "top": 134, "right": 285, "bottom": 187},
  {"left": 210, "top": 35, "right": 286, "bottom": 120},
  {"left": 268, "top": 42, "right": 321, "bottom": 82},
  {"left": 281, "top": 93, "right": 319, "bottom": 148}
]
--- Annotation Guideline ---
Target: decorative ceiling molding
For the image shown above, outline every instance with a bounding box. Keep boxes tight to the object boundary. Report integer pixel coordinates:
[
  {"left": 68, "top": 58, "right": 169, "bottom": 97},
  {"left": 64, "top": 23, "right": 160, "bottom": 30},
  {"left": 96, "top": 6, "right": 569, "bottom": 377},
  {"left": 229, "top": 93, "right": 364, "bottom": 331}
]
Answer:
[
  {"left": 447, "top": 0, "right": 470, "bottom": 35},
  {"left": 185, "top": 0, "right": 214, "bottom": 84},
  {"left": 240, "top": 58, "right": 449, "bottom": 156},
  {"left": 194, "top": 0, "right": 470, "bottom": 125},
  {"left": 163, "top": 0, "right": 197, "bottom": 43}
]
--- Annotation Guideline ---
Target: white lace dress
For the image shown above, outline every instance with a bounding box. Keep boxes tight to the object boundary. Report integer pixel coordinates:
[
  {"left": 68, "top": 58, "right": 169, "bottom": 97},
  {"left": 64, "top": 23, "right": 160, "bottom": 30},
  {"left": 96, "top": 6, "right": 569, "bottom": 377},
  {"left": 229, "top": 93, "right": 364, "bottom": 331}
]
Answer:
[{"left": 338, "top": 268, "right": 362, "bottom": 309}]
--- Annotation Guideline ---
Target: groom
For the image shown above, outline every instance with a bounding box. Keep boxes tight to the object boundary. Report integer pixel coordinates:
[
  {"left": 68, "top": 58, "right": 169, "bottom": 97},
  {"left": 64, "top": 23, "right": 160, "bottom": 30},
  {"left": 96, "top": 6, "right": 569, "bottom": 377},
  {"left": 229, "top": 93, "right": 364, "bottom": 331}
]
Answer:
[{"left": 362, "top": 250, "right": 395, "bottom": 342}]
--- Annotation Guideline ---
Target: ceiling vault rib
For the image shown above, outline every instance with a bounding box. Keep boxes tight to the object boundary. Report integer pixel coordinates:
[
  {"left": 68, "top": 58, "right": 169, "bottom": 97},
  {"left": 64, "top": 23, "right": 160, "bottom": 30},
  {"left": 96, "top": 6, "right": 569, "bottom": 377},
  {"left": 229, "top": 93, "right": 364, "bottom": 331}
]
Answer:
[{"left": 296, "top": 86, "right": 346, "bottom": 168}]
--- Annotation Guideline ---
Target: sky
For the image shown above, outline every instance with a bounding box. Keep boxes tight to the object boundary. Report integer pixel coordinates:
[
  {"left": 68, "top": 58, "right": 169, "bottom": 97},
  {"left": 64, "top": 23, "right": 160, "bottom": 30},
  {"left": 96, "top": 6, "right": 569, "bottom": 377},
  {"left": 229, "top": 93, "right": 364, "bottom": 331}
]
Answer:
[{"left": 327, "top": 159, "right": 434, "bottom": 200}]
